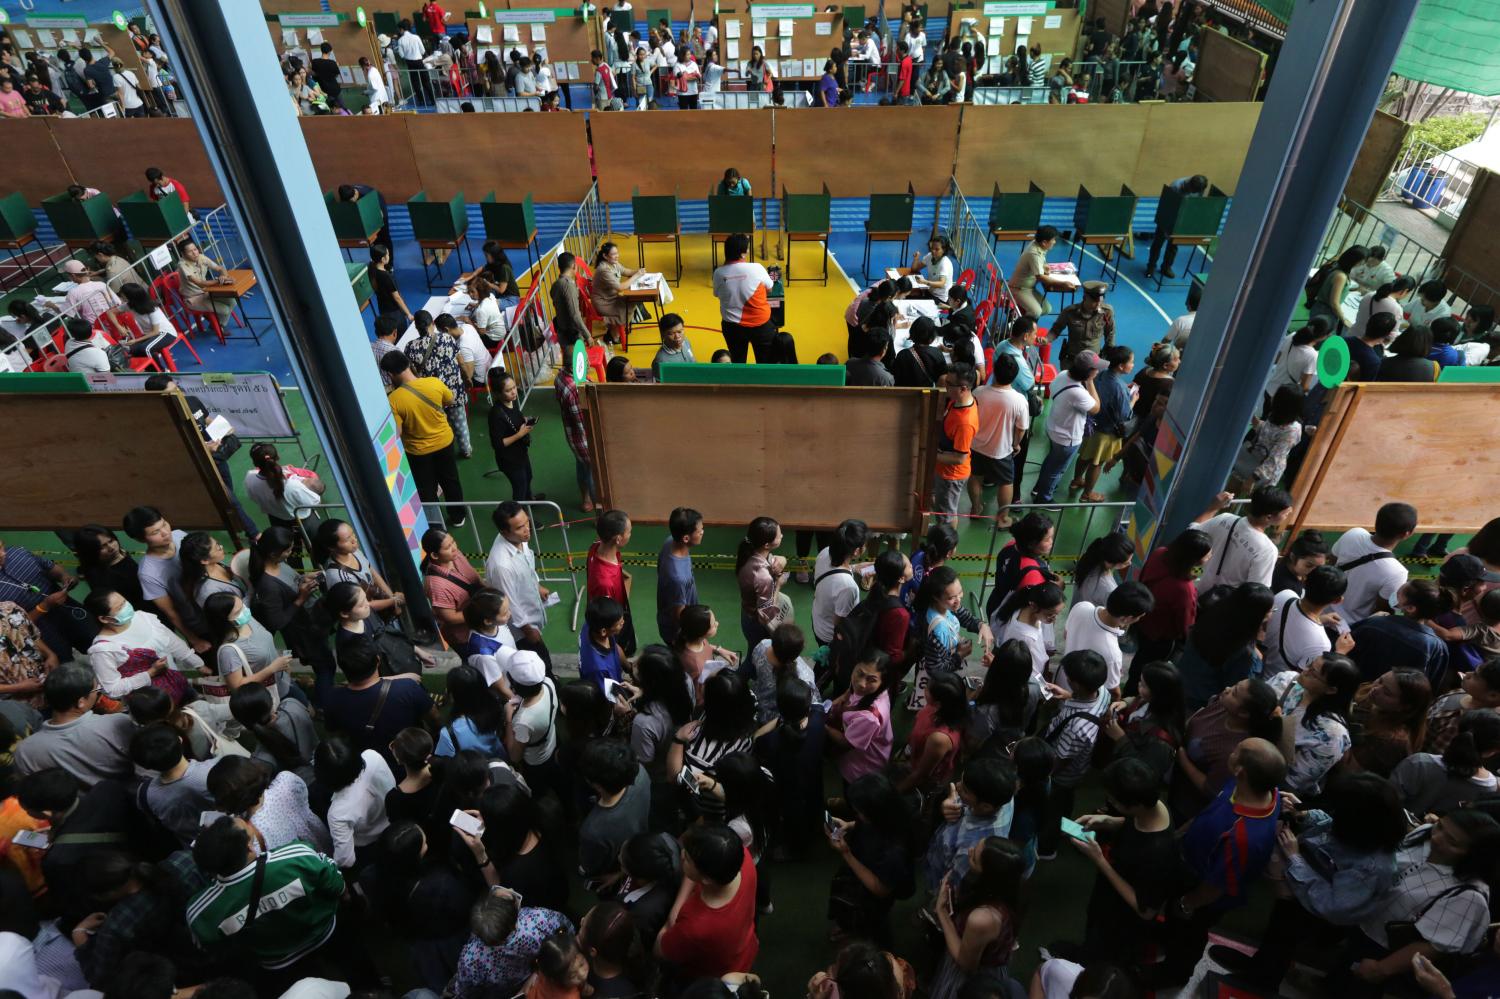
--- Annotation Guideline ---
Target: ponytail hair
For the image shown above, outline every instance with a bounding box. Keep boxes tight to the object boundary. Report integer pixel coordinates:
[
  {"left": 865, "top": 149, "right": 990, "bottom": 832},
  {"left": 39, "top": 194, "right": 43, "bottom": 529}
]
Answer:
[
  {"left": 995, "top": 580, "right": 1065, "bottom": 627},
  {"left": 1441, "top": 709, "right": 1500, "bottom": 780},
  {"left": 1402, "top": 577, "right": 1454, "bottom": 621},
  {"left": 1373, "top": 275, "right": 1417, "bottom": 301},
  {"left": 419, "top": 528, "right": 449, "bottom": 573},
  {"left": 250, "top": 442, "right": 286, "bottom": 502},
  {"left": 735, "top": 516, "right": 780, "bottom": 572},
  {"left": 248, "top": 526, "right": 298, "bottom": 585},
  {"left": 228, "top": 684, "right": 308, "bottom": 774}
]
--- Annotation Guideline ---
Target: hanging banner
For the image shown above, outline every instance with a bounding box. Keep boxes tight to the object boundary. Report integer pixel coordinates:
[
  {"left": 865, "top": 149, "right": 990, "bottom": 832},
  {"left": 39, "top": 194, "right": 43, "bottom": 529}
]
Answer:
[{"left": 84, "top": 371, "right": 298, "bottom": 440}]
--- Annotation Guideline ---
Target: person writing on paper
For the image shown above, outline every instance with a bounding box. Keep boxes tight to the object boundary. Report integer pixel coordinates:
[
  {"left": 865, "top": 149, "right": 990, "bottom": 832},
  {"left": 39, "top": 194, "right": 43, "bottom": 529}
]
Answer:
[
  {"left": 60, "top": 259, "right": 127, "bottom": 339},
  {"left": 908, "top": 235, "right": 954, "bottom": 303},
  {"left": 1008, "top": 225, "right": 1064, "bottom": 321},
  {"left": 591, "top": 241, "right": 643, "bottom": 339}
]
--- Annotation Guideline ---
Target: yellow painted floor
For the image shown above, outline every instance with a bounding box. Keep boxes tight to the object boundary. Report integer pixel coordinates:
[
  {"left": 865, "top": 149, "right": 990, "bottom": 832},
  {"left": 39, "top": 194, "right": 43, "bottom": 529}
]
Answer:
[{"left": 604, "top": 231, "right": 863, "bottom": 369}]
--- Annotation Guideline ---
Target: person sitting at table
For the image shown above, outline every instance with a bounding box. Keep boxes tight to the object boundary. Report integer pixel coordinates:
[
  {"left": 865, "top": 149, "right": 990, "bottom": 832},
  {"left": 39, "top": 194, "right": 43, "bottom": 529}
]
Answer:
[
  {"left": 907, "top": 235, "right": 954, "bottom": 303},
  {"left": 175, "top": 238, "right": 237, "bottom": 322},
  {"left": 116, "top": 283, "right": 183, "bottom": 364},
  {"left": 60, "top": 259, "right": 127, "bottom": 339},
  {"left": 717, "top": 168, "right": 751, "bottom": 197},
  {"left": 90, "top": 240, "right": 147, "bottom": 292},
  {"left": 459, "top": 241, "right": 520, "bottom": 311},
  {"left": 845, "top": 331, "right": 895, "bottom": 387},
  {"left": 591, "top": 241, "right": 644, "bottom": 343},
  {"left": 1008, "top": 225, "right": 1061, "bottom": 321}
]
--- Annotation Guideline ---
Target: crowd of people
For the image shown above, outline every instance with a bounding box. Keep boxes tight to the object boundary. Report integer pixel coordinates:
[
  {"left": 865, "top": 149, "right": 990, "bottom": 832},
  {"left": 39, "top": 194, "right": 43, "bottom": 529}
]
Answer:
[{"left": 0, "top": 28, "right": 176, "bottom": 119}]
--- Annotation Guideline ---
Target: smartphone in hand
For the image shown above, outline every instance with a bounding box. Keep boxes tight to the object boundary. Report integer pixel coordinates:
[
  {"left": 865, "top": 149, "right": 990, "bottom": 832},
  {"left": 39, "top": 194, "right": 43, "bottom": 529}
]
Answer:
[{"left": 450, "top": 809, "right": 485, "bottom": 837}]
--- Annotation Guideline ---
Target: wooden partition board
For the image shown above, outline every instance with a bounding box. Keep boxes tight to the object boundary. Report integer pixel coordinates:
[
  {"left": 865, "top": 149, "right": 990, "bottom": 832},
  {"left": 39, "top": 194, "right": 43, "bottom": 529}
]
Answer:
[
  {"left": 406, "top": 113, "right": 594, "bottom": 203},
  {"left": 1345, "top": 111, "right": 1409, "bottom": 210},
  {"left": 1443, "top": 169, "right": 1500, "bottom": 296},
  {"left": 777, "top": 104, "right": 961, "bottom": 198},
  {"left": 2, "top": 118, "right": 73, "bottom": 205},
  {"left": 592, "top": 110, "right": 773, "bottom": 202},
  {"left": 47, "top": 117, "right": 226, "bottom": 207},
  {"left": 0, "top": 392, "right": 235, "bottom": 534},
  {"left": 1092, "top": 0, "right": 1132, "bottom": 37},
  {"left": 951, "top": 8, "right": 1080, "bottom": 62},
  {"left": 955, "top": 104, "right": 1150, "bottom": 196},
  {"left": 301, "top": 116, "right": 424, "bottom": 201},
  {"left": 475, "top": 8, "right": 601, "bottom": 70},
  {"left": 267, "top": 19, "right": 383, "bottom": 83},
  {"left": 1194, "top": 30, "right": 1265, "bottom": 103},
  {"left": 583, "top": 383, "right": 940, "bottom": 532},
  {"left": 1130, "top": 102, "right": 1260, "bottom": 194},
  {"left": 715, "top": 11, "right": 844, "bottom": 81},
  {"left": 1287, "top": 383, "right": 1500, "bottom": 536}
]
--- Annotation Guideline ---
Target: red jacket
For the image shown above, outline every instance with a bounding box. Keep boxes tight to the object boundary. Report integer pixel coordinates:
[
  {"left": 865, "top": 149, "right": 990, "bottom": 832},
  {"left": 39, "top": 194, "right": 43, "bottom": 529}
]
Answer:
[
  {"left": 1136, "top": 546, "right": 1198, "bottom": 641},
  {"left": 422, "top": 3, "right": 447, "bottom": 35}
]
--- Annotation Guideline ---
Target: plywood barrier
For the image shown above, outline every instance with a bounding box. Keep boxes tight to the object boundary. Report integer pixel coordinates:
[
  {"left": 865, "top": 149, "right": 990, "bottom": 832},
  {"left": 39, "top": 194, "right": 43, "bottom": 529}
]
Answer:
[
  {"left": 1442, "top": 168, "right": 1500, "bottom": 298},
  {"left": 0, "top": 392, "right": 236, "bottom": 534},
  {"left": 955, "top": 104, "right": 1151, "bottom": 196},
  {"left": 406, "top": 113, "right": 595, "bottom": 203},
  {"left": 1288, "top": 383, "right": 1500, "bottom": 536},
  {"left": 1130, "top": 101, "right": 1260, "bottom": 194},
  {"left": 591, "top": 109, "right": 774, "bottom": 202},
  {"left": 4, "top": 118, "right": 73, "bottom": 206},
  {"left": 583, "top": 383, "right": 940, "bottom": 533},
  {"left": 47, "top": 117, "right": 226, "bottom": 207},
  {"left": 1194, "top": 30, "right": 1265, "bottom": 104},
  {"left": 1344, "top": 111, "right": 1409, "bottom": 210},
  {"left": 776, "top": 104, "right": 962, "bottom": 198},
  {"left": 301, "top": 115, "right": 424, "bottom": 201}
]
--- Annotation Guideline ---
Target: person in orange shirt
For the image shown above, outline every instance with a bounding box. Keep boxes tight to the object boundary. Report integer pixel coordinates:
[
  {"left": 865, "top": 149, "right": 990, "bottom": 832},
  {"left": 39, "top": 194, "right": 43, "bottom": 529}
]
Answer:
[
  {"left": 933, "top": 362, "right": 980, "bottom": 525},
  {"left": 711, "top": 233, "right": 775, "bottom": 363}
]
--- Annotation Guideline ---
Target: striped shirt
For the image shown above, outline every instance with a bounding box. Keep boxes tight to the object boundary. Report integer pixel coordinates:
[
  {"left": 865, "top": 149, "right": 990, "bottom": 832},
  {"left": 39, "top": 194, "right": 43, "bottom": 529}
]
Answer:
[
  {"left": 0, "top": 546, "right": 54, "bottom": 612},
  {"left": 186, "top": 841, "right": 344, "bottom": 969},
  {"left": 712, "top": 260, "right": 773, "bottom": 326}
]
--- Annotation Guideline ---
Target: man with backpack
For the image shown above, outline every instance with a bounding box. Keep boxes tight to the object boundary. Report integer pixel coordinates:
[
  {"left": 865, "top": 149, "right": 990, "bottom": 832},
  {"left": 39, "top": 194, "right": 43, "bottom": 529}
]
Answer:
[
  {"left": 1330, "top": 501, "right": 1417, "bottom": 624},
  {"left": 812, "top": 524, "right": 870, "bottom": 648},
  {"left": 1035, "top": 649, "right": 1111, "bottom": 860}
]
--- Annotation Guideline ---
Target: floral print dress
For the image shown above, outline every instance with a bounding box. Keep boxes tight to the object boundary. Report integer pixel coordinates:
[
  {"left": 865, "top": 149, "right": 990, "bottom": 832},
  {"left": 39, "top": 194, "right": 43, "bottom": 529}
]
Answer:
[
  {"left": 0, "top": 601, "right": 50, "bottom": 708},
  {"left": 1266, "top": 670, "right": 1351, "bottom": 796}
]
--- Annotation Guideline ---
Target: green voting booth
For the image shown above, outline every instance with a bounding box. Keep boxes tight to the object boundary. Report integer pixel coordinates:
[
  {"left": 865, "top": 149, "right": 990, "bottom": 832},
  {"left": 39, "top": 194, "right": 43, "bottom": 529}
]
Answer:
[
  {"left": 1070, "top": 184, "right": 1137, "bottom": 289},
  {"left": 1152, "top": 182, "right": 1228, "bottom": 289},
  {"left": 407, "top": 190, "right": 473, "bottom": 290},
  {"left": 863, "top": 183, "right": 916, "bottom": 278},
  {"left": 116, "top": 191, "right": 191, "bottom": 247},
  {"left": 707, "top": 189, "right": 756, "bottom": 270},
  {"left": 42, "top": 190, "right": 119, "bottom": 250},
  {"left": 782, "top": 184, "right": 831, "bottom": 284},
  {"left": 632, "top": 187, "right": 682, "bottom": 284},
  {"left": 659, "top": 363, "right": 847, "bottom": 386},
  {"left": 480, "top": 192, "right": 540, "bottom": 282},
  {"left": 348, "top": 261, "right": 374, "bottom": 315},
  {"left": 0, "top": 192, "right": 49, "bottom": 283},
  {"left": 324, "top": 189, "right": 385, "bottom": 260},
  {"left": 989, "top": 181, "right": 1044, "bottom": 250}
]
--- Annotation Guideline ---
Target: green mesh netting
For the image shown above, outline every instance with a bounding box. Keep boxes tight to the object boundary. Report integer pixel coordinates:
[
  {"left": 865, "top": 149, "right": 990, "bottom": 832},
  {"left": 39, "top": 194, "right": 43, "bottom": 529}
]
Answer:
[{"left": 1392, "top": 0, "right": 1500, "bottom": 96}]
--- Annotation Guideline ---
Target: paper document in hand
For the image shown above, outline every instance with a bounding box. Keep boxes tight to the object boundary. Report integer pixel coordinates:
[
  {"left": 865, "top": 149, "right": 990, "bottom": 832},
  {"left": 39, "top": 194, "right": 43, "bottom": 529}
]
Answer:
[
  {"left": 544, "top": 591, "right": 562, "bottom": 608},
  {"left": 205, "top": 415, "right": 235, "bottom": 441}
]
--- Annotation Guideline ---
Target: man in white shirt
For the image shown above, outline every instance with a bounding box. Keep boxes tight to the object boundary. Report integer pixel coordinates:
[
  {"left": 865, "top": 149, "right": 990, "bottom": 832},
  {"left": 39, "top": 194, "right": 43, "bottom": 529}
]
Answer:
[
  {"left": 711, "top": 233, "right": 775, "bottom": 362},
  {"left": 1166, "top": 281, "right": 1200, "bottom": 351},
  {"left": 812, "top": 530, "right": 868, "bottom": 646},
  {"left": 62, "top": 317, "right": 112, "bottom": 373},
  {"left": 1060, "top": 581, "right": 1153, "bottom": 696},
  {"left": 1032, "top": 351, "right": 1102, "bottom": 503},
  {"left": 1331, "top": 502, "right": 1417, "bottom": 624},
  {"left": 970, "top": 352, "right": 1030, "bottom": 523},
  {"left": 61, "top": 259, "right": 125, "bottom": 337},
  {"left": 1264, "top": 565, "right": 1353, "bottom": 674},
  {"left": 1193, "top": 486, "right": 1293, "bottom": 592},
  {"left": 394, "top": 21, "right": 432, "bottom": 103},
  {"left": 904, "top": 20, "right": 927, "bottom": 64},
  {"left": 485, "top": 501, "right": 553, "bottom": 669}
]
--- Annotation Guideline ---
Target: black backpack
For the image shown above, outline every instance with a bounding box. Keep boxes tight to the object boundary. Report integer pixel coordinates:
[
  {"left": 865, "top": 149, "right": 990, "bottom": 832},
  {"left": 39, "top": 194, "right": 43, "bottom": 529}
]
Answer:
[{"left": 828, "top": 589, "right": 901, "bottom": 692}]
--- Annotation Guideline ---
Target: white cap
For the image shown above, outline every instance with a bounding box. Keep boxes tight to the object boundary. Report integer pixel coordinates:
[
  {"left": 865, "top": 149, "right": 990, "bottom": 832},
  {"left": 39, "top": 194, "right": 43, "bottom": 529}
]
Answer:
[{"left": 507, "top": 650, "right": 546, "bottom": 686}]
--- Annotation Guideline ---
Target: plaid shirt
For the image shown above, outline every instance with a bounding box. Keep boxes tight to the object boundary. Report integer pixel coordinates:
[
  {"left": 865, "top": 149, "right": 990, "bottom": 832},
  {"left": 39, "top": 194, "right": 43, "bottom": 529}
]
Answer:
[
  {"left": 76, "top": 850, "right": 209, "bottom": 987},
  {"left": 554, "top": 372, "right": 589, "bottom": 462}
]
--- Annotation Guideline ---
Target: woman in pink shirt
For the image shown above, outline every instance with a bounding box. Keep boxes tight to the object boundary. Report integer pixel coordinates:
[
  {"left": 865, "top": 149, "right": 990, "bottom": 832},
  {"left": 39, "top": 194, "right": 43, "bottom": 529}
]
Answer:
[
  {"left": 825, "top": 654, "right": 895, "bottom": 786},
  {"left": 0, "top": 79, "right": 28, "bottom": 118}
]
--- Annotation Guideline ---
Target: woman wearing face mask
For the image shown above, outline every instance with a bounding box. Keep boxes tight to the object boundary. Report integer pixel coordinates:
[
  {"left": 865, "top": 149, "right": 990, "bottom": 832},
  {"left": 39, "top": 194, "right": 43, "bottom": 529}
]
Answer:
[
  {"left": 85, "top": 588, "right": 205, "bottom": 700},
  {"left": 203, "top": 591, "right": 296, "bottom": 704}
]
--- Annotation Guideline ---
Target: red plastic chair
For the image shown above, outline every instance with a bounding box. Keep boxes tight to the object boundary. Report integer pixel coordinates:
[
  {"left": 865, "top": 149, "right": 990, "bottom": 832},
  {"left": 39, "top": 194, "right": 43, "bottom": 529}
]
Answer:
[
  {"left": 1036, "top": 325, "right": 1052, "bottom": 365},
  {"left": 974, "top": 299, "right": 995, "bottom": 342},
  {"left": 120, "top": 310, "right": 201, "bottom": 368},
  {"left": 154, "top": 271, "right": 224, "bottom": 346},
  {"left": 955, "top": 268, "right": 977, "bottom": 295}
]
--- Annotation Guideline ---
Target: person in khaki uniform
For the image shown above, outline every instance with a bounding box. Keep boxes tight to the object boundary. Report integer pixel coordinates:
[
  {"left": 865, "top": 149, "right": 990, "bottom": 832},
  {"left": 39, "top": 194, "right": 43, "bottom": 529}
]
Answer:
[
  {"left": 1052, "top": 281, "right": 1116, "bottom": 365},
  {"left": 1008, "top": 225, "right": 1062, "bottom": 320}
]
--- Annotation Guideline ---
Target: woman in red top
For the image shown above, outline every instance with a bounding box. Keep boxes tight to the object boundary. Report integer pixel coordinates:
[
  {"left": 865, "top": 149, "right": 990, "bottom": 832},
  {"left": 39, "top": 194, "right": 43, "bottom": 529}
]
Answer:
[
  {"left": 897, "top": 671, "right": 968, "bottom": 796},
  {"left": 656, "top": 824, "right": 759, "bottom": 983},
  {"left": 420, "top": 528, "right": 482, "bottom": 649},
  {"left": 871, "top": 550, "right": 914, "bottom": 670},
  {"left": 1132, "top": 528, "right": 1213, "bottom": 691},
  {"left": 586, "top": 509, "right": 636, "bottom": 654}
]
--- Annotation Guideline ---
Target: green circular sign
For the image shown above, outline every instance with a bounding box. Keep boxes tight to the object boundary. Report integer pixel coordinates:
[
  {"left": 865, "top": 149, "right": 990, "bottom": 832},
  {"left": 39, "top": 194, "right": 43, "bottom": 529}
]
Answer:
[
  {"left": 112, "top": 10, "right": 129, "bottom": 30},
  {"left": 356, "top": 6, "right": 367, "bottom": 27},
  {"left": 1317, "top": 334, "right": 1350, "bottom": 388},
  {"left": 571, "top": 340, "right": 589, "bottom": 382},
  {"left": 478, "top": 1, "right": 488, "bottom": 16},
  {"left": 0, "top": 10, "right": 10, "bottom": 25}
]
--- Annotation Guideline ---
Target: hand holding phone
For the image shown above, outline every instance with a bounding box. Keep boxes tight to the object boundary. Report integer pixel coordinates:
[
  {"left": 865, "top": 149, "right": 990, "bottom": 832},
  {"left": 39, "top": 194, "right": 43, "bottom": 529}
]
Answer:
[
  {"left": 524, "top": 416, "right": 539, "bottom": 426},
  {"left": 1059, "top": 817, "right": 1096, "bottom": 843},
  {"left": 450, "top": 809, "right": 485, "bottom": 837}
]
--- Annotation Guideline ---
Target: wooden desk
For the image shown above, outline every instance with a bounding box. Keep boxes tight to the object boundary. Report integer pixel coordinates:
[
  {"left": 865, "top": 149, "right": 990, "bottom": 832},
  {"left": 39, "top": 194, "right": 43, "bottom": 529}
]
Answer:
[
  {"left": 338, "top": 229, "right": 382, "bottom": 261},
  {"left": 1069, "top": 235, "right": 1128, "bottom": 291},
  {"left": 493, "top": 228, "right": 540, "bottom": 285},
  {"left": 990, "top": 228, "right": 1035, "bottom": 252},
  {"left": 863, "top": 227, "right": 911, "bottom": 281},
  {"left": 618, "top": 284, "right": 665, "bottom": 350},
  {"left": 417, "top": 238, "right": 475, "bottom": 293},
  {"left": 636, "top": 230, "right": 682, "bottom": 285},
  {"left": 205, "top": 269, "right": 264, "bottom": 343}
]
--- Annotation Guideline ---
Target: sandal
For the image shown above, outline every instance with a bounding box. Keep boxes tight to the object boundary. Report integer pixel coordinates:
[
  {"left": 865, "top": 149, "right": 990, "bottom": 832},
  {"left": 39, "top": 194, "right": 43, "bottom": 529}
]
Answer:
[
  {"left": 1081, "top": 492, "right": 1108, "bottom": 502},
  {"left": 581, "top": 500, "right": 596, "bottom": 513},
  {"left": 1067, "top": 480, "right": 1085, "bottom": 492}
]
